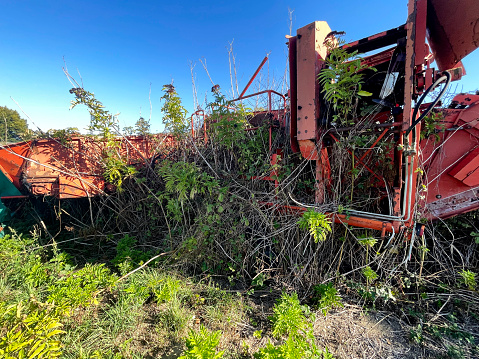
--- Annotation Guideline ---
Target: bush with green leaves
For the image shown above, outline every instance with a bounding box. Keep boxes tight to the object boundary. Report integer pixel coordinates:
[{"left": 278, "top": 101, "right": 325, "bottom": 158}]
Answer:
[
  {"left": 255, "top": 292, "right": 334, "bottom": 359},
  {"left": 458, "top": 269, "right": 476, "bottom": 291},
  {"left": 112, "top": 234, "right": 153, "bottom": 275},
  {"left": 47, "top": 263, "right": 117, "bottom": 308},
  {"left": 161, "top": 84, "right": 189, "bottom": 139},
  {"left": 158, "top": 160, "right": 219, "bottom": 205},
  {"left": 317, "top": 38, "right": 374, "bottom": 125},
  {"left": 313, "top": 283, "right": 344, "bottom": 316},
  {"left": 207, "top": 92, "right": 273, "bottom": 177},
  {"left": 298, "top": 209, "right": 332, "bottom": 243},
  {"left": 103, "top": 155, "right": 137, "bottom": 191},
  {"left": 0, "top": 299, "right": 66, "bottom": 358},
  {"left": 208, "top": 92, "right": 250, "bottom": 150}
]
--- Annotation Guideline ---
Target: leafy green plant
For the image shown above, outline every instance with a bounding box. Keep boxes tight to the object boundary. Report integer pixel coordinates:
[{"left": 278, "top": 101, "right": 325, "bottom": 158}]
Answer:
[
  {"left": 447, "top": 344, "right": 465, "bottom": 359},
  {"left": 69, "top": 87, "right": 137, "bottom": 190},
  {"left": 112, "top": 234, "right": 152, "bottom": 275},
  {"left": 317, "top": 38, "right": 374, "bottom": 125},
  {"left": 298, "top": 209, "right": 332, "bottom": 243},
  {"left": 313, "top": 283, "right": 343, "bottom": 315},
  {"left": 255, "top": 293, "right": 334, "bottom": 358},
  {"left": 271, "top": 292, "right": 314, "bottom": 339},
  {"left": 69, "top": 88, "right": 117, "bottom": 138},
  {"left": 0, "top": 299, "right": 66, "bottom": 358},
  {"left": 48, "top": 263, "right": 117, "bottom": 308},
  {"left": 357, "top": 235, "right": 377, "bottom": 265},
  {"left": 158, "top": 161, "right": 219, "bottom": 205},
  {"left": 254, "top": 336, "right": 323, "bottom": 359},
  {"left": 458, "top": 270, "right": 476, "bottom": 290},
  {"left": 409, "top": 324, "right": 424, "bottom": 344},
  {"left": 420, "top": 110, "right": 445, "bottom": 142},
  {"left": 161, "top": 84, "right": 189, "bottom": 139},
  {"left": 178, "top": 325, "right": 224, "bottom": 359},
  {"left": 153, "top": 277, "right": 181, "bottom": 303},
  {"left": 361, "top": 266, "right": 378, "bottom": 286},
  {"left": 208, "top": 92, "right": 250, "bottom": 149},
  {"left": 254, "top": 293, "right": 330, "bottom": 359},
  {"left": 103, "top": 155, "right": 137, "bottom": 191}
]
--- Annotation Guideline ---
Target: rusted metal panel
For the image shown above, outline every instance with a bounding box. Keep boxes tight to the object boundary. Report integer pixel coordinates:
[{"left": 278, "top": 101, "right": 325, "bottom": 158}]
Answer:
[
  {"left": 0, "top": 135, "right": 173, "bottom": 199},
  {"left": 426, "top": 188, "right": 479, "bottom": 220},
  {"left": 421, "top": 94, "right": 479, "bottom": 220},
  {"left": 288, "top": 36, "right": 299, "bottom": 153},
  {"left": 0, "top": 142, "right": 33, "bottom": 189},
  {"left": 296, "top": 21, "right": 331, "bottom": 143},
  {"left": 449, "top": 146, "right": 479, "bottom": 186},
  {"left": 427, "top": 0, "right": 479, "bottom": 71}
]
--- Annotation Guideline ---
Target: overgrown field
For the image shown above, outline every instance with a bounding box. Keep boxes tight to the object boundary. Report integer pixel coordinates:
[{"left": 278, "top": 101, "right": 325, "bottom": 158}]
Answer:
[
  {"left": 1, "top": 214, "right": 478, "bottom": 359},
  {"left": 1, "top": 52, "right": 479, "bottom": 357}
]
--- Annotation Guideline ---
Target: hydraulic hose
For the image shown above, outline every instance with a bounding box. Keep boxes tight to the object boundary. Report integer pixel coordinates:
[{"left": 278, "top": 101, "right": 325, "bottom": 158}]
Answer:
[{"left": 404, "top": 71, "right": 451, "bottom": 138}]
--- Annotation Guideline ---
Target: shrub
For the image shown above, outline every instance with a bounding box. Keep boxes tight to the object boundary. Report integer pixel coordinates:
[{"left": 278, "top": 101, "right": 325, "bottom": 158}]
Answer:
[
  {"left": 271, "top": 292, "right": 314, "bottom": 338},
  {"left": 0, "top": 299, "right": 66, "bottom": 358},
  {"left": 458, "top": 270, "right": 476, "bottom": 291},
  {"left": 179, "top": 325, "right": 224, "bottom": 359},
  {"left": 48, "top": 263, "right": 117, "bottom": 308},
  {"left": 255, "top": 292, "right": 335, "bottom": 359},
  {"left": 298, "top": 209, "right": 332, "bottom": 243},
  {"left": 313, "top": 283, "right": 344, "bottom": 315}
]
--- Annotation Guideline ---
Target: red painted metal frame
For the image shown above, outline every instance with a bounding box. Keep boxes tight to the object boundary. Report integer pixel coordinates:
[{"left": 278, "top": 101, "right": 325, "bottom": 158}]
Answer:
[
  {"left": 232, "top": 90, "right": 287, "bottom": 153},
  {"left": 238, "top": 55, "right": 269, "bottom": 99},
  {"left": 191, "top": 109, "right": 206, "bottom": 141},
  {"left": 328, "top": 133, "right": 385, "bottom": 183},
  {"left": 0, "top": 135, "right": 174, "bottom": 199}
]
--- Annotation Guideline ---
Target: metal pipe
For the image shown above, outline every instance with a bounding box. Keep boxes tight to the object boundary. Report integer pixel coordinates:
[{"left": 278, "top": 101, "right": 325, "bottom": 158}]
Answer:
[{"left": 238, "top": 55, "right": 269, "bottom": 99}]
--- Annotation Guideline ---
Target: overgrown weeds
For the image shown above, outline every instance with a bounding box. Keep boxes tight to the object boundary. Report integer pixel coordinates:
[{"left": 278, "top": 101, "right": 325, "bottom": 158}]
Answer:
[{"left": 2, "top": 44, "right": 479, "bottom": 357}]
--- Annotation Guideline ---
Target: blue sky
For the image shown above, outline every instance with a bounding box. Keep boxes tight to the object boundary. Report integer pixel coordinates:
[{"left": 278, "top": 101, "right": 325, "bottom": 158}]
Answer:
[{"left": 1, "top": 0, "right": 478, "bottom": 133}]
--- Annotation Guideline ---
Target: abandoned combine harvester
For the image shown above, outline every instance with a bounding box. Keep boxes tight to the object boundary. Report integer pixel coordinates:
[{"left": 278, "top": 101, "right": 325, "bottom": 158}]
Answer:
[{"left": 0, "top": 0, "right": 478, "bottom": 239}]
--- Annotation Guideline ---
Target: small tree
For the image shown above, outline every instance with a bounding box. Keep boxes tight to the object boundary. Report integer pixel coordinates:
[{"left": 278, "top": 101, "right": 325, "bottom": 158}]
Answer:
[
  {"left": 160, "top": 84, "right": 189, "bottom": 139},
  {"left": 0, "top": 106, "right": 29, "bottom": 142},
  {"left": 69, "top": 88, "right": 118, "bottom": 139},
  {"left": 135, "top": 116, "right": 151, "bottom": 136}
]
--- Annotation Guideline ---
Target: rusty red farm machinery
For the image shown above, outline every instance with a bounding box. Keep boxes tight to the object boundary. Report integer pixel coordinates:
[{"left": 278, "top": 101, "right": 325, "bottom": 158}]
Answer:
[{"left": 0, "top": 0, "right": 478, "bottom": 241}]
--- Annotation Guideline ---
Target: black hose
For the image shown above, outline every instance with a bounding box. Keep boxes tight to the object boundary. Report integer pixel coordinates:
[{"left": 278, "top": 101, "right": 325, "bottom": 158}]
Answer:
[{"left": 404, "top": 71, "right": 451, "bottom": 138}]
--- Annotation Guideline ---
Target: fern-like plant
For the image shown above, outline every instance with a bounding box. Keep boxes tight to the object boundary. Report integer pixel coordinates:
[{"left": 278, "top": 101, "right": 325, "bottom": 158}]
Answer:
[
  {"left": 298, "top": 209, "right": 332, "bottom": 243},
  {"left": 158, "top": 161, "right": 219, "bottom": 204},
  {"left": 271, "top": 292, "right": 314, "bottom": 339},
  {"left": 47, "top": 263, "right": 117, "bottom": 308},
  {"left": 178, "top": 325, "right": 224, "bottom": 359},
  {"left": 255, "top": 292, "right": 334, "bottom": 359},
  {"left": 313, "top": 283, "right": 344, "bottom": 316}
]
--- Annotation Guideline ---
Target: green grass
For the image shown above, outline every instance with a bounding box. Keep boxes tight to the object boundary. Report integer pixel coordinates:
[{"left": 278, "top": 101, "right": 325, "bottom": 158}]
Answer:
[{"left": 1, "top": 226, "right": 477, "bottom": 358}]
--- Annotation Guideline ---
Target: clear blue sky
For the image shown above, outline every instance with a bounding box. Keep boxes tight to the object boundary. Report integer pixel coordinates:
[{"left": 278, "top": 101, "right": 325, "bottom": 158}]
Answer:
[{"left": 1, "top": 0, "right": 478, "bottom": 133}]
